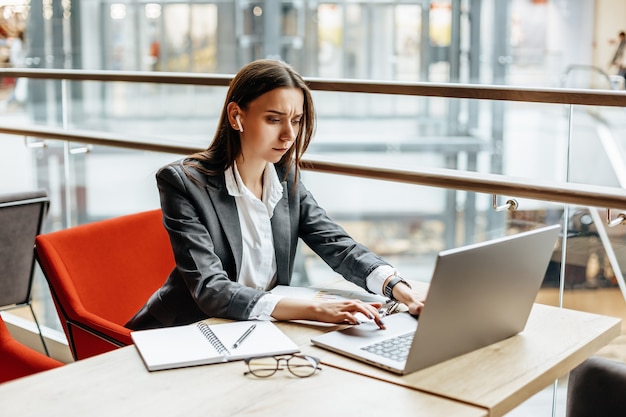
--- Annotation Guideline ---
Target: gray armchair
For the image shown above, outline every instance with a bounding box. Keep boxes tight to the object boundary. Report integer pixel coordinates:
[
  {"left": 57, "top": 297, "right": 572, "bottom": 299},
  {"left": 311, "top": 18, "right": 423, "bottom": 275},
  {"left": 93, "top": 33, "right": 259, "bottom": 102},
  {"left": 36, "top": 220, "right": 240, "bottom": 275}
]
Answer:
[
  {"left": 0, "top": 189, "right": 50, "bottom": 355},
  {"left": 566, "top": 356, "right": 626, "bottom": 417}
]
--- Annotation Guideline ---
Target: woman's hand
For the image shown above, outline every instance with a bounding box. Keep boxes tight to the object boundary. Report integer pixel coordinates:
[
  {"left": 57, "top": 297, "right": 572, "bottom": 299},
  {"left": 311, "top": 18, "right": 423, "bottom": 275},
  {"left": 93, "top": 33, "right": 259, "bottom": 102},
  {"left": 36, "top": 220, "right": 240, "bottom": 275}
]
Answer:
[
  {"left": 272, "top": 298, "right": 386, "bottom": 329},
  {"left": 313, "top": 299, "right": 385, "bottom": 329},
  {"left": 391, "top": 281, "right": 427, "bottom": 316}
]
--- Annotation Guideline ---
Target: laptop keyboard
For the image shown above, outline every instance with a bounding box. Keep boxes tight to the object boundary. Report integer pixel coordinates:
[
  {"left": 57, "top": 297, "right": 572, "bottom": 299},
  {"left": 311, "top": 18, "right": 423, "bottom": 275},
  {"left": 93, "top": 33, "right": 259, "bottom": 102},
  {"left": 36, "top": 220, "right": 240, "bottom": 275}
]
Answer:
[{"left": 361, "top": 332, "right": 414, "bottom": 362}]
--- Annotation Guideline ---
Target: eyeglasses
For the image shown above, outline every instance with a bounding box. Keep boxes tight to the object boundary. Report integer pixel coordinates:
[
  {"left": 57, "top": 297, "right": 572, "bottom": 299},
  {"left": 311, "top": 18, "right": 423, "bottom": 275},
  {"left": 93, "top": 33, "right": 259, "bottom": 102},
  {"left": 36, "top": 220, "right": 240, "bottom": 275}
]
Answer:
[{"left": 244, "top": 354, "right": 322, "bottom": 378}]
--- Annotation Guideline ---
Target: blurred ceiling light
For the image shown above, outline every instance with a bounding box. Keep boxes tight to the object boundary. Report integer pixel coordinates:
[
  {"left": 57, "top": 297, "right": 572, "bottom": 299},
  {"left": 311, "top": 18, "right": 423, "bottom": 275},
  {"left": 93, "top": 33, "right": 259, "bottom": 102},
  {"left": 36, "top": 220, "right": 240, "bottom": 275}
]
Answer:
[
  {"left": 145, "top": 3, "right": 161, "bottom": 19},
  {"left": 110, "top": 4, "right": 126, "bottom": 20},
  {"left": 0, "top": 1, "right": 28, "bottom": 6}
]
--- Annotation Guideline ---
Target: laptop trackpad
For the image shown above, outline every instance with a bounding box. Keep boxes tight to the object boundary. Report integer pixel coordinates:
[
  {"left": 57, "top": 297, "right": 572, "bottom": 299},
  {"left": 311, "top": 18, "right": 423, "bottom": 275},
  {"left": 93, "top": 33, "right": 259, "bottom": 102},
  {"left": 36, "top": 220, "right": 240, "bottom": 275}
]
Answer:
[{"left": 339, "top": 313, "right": 418, "bottom": 345}]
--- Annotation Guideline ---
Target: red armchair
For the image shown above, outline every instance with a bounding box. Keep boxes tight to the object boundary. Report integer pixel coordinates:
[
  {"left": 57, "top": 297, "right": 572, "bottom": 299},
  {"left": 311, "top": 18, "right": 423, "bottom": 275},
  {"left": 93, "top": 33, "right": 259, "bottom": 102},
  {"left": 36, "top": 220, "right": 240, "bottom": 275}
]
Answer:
[
  {"left": 35, "top": 209, "right": 175, "bottom": 360},
  {"left": 0, "top": 315, "right": 63, "bottom": 383}
]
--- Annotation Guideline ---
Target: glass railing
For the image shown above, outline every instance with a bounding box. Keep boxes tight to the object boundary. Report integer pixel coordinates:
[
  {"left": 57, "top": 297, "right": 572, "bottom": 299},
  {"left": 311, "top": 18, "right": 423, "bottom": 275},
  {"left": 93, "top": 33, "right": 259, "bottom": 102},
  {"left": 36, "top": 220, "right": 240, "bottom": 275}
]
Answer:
[
  {"left": 1, "top": 67, "right": 625, "bottom": 307},
  {"left": 0, "top": 69, "right": 625, "bottom": 416}
]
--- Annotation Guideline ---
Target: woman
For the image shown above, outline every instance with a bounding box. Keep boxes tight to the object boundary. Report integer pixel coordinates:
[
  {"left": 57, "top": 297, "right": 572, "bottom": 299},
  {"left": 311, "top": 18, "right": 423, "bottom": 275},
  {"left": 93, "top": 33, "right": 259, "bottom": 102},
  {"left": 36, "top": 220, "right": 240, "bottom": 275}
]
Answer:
[
  {"left": 611, "top": 31, "right": 626, "bottom": 80},
  {"left": 126, "top": 59, "right": 424, "bottom": 331}
]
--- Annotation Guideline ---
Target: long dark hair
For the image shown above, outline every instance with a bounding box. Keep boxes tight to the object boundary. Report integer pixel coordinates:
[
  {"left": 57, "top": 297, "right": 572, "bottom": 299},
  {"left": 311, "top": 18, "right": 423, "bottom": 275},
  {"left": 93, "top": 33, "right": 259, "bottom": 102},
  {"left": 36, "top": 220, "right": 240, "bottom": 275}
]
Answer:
[{"left": 183, "top": 59, "right": 316, "bottom": 181}]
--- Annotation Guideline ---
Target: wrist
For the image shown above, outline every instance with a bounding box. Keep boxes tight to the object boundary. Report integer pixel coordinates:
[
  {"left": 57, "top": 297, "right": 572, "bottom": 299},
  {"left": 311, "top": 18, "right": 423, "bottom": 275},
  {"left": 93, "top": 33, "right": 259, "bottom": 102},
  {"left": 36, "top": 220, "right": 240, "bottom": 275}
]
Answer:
[
  {"left": 383, "top": 275, "right": 411, "bottom": 301},
  {"left": 273, "top": 298, "right": 317, "bottom": 322}
]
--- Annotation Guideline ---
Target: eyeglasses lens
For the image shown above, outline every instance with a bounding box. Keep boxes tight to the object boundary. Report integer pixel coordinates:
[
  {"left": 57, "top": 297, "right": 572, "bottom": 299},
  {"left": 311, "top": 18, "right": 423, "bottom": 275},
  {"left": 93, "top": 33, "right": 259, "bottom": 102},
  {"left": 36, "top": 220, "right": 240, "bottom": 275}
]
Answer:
[
  {"left": 246, "top": 355, "right": 320, "bottom": 378},
  {"left": 247, "top": 357, "right": 279, "bottom": 377},
  {"left": 286, "top": 355, "right": 318, "bottom": 378}
]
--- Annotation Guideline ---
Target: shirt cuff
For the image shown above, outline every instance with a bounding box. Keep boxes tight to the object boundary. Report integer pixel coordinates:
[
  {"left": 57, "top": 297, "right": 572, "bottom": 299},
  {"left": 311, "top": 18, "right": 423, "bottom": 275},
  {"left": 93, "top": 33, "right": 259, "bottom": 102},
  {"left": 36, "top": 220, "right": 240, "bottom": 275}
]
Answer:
[
  {"left": 249, "top": 293, "right": 283, "bottom": 321},
  {"left": 366, "top": 265, "right": 397, "bottom": 296}
]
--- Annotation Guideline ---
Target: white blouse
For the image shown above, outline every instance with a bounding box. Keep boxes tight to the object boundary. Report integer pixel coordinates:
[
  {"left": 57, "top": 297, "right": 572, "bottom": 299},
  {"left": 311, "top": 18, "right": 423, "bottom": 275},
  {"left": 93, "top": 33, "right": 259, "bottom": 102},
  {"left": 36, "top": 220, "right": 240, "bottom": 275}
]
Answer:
[{"left": 225, "top": 162, "right": 395, "bottom": 320}]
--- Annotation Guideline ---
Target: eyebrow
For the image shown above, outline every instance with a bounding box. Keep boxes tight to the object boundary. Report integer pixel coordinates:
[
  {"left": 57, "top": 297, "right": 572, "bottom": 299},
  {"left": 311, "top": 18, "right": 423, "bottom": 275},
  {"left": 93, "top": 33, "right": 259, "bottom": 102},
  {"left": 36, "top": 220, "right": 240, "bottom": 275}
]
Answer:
[{"left": 266, "top": 109, "right": 303, "bottom": 117}]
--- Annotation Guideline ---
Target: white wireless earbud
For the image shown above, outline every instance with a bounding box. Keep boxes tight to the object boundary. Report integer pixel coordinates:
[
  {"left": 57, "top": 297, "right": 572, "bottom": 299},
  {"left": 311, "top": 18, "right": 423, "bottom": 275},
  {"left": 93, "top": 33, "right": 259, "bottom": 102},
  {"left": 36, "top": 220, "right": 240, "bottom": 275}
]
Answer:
[{"left": 235, "top": 115, "right": 243, "bottom": 133}]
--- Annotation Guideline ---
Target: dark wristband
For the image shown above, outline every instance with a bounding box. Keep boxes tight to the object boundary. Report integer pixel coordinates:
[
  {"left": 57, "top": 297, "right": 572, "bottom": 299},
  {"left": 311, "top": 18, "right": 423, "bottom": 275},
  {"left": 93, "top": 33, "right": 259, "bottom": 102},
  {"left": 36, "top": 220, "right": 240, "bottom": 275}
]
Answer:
[{"left": 384, "top": 276, "right": 411, "bottom": 301}]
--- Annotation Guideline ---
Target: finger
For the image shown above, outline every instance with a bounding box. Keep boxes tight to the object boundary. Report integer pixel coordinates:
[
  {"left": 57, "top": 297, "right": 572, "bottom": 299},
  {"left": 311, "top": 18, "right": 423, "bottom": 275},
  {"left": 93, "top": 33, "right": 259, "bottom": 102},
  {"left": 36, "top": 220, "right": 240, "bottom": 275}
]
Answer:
[
  {"left": 359, "top": 303, "right": 386, "bottom": 330},
  {"left": 351, "top": 302, "right": 377, "bottom": 318},
  {"left": 408, "top": 302, "right": 424, "bottom": 316},
  {"left": 372, "top": 313, "right": 386, "bottom": 330},
  {"left": 341, "top": 303, "right": 378, "bottom": 325},
  {"left": 338, "top": 311, "right": 361, "bottom": 326}
]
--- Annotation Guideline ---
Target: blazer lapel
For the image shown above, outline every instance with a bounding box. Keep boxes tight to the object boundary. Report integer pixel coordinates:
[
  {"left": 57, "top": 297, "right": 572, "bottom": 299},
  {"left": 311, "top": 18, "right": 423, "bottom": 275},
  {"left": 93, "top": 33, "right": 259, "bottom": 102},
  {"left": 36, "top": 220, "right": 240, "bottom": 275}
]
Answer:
[
  {"left": 206, "top": 178, "right": 242, "bottom": 280},
  {"left": 271, "top": 181, "right": 291, "bottom": 285}
]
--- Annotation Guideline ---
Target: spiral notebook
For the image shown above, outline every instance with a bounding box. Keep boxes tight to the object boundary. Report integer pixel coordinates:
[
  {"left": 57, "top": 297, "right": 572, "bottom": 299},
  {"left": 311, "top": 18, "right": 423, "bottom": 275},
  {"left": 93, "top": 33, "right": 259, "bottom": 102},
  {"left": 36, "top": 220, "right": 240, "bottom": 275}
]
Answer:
[{"left": 131, "top": 320, "right": 300, "bottom": 371}]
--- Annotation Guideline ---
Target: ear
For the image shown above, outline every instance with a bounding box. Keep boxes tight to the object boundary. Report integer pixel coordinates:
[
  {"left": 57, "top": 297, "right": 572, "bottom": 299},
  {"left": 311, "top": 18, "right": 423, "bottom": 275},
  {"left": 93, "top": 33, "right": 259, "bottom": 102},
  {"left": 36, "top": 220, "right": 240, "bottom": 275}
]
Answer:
[{"left": 227, "top": 102, "right": 243, "bottom": 133}]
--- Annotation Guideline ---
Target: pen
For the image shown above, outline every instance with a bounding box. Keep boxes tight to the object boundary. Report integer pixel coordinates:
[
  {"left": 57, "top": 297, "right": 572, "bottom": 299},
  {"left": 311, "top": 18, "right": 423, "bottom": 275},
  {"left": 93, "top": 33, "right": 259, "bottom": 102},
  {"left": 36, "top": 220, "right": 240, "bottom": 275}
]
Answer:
[{"left": 232, "top": 324, "right": 256, "bottom": 349}]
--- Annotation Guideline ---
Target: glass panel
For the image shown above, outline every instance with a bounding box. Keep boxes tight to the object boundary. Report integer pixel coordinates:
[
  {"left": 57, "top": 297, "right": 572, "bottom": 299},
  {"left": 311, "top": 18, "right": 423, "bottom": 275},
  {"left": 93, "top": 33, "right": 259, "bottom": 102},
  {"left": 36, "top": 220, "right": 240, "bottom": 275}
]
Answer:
[
  {"left": 300, "top": 169, "right": 565, "bottom": 286},
  {"left": 561, "top": 100, "right": 626, "bottom": 327},
  {"left": 66, "top": 80, "right": 223, "bottom": 144},
  {"left": 69, "top": 147, "right": 177, "bottom": 220},
  {"left": 27, "top": 145, "right": 183, "bottom": 332}
]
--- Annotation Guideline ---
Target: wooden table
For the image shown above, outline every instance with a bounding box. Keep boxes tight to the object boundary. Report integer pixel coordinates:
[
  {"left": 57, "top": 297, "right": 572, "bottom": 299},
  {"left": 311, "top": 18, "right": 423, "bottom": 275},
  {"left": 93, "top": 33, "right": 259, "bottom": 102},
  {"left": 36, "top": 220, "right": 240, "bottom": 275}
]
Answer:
[
  {"left": 0, "top": 330, "right": 484, "bottom": 417},
  {"left": 0, "top": 282, "right": 620, "bottom": 417},
  {"left": 295, "top": 303, "right": 620, "bottom": 416},
  {"left": 304, "top": 279, "right": 623, "bottom": 416}
]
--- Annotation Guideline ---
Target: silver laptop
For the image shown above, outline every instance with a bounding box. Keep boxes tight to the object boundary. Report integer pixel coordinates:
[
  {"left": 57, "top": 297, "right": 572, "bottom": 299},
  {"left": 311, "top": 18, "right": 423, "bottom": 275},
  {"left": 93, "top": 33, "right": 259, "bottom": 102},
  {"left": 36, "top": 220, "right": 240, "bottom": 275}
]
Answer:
[{"left": 311, "top": 224, "right": 560, "bottom": 375}]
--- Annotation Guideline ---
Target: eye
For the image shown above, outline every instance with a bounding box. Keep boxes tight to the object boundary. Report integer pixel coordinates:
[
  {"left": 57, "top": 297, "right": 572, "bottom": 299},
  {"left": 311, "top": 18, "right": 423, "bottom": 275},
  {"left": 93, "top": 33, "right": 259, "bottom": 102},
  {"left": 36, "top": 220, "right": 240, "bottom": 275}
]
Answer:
[
  {"left": 267, "top": 117, "right": 281, "bottom": 123},
  {"left": 292, "top": 118, "right": 302, "bottom": 125}
]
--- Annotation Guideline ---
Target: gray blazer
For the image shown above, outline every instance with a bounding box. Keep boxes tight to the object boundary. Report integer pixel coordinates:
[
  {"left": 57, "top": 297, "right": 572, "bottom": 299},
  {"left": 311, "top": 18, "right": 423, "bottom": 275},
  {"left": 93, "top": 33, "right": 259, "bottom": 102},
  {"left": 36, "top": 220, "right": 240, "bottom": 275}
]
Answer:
[{"left": 129, "top": 159, "right": 389, "bottom": 328}]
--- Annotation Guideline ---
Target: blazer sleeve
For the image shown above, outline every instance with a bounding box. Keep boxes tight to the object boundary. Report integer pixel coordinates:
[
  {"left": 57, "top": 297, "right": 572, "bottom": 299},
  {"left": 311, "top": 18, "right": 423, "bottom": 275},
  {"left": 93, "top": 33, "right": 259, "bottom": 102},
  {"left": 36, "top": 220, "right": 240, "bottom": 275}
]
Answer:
[{"left": 156, "top": 163, "right": 265, "bottom": 321}]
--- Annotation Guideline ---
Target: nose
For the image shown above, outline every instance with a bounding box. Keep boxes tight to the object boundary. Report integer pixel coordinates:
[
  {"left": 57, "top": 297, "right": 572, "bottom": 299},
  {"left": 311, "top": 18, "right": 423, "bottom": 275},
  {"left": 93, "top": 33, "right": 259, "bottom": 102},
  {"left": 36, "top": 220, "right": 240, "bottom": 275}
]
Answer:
[{"left": 281, "top": 123, "right": 296, "bottom": 142}]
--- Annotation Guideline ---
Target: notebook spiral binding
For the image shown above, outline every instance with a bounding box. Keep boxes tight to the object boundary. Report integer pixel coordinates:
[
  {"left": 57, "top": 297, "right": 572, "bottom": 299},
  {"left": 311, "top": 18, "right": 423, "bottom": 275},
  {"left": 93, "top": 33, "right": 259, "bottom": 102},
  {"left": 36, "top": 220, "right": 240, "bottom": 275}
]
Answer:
[{"left": 197, "top": 322, "right": 230, "bottom": 357}]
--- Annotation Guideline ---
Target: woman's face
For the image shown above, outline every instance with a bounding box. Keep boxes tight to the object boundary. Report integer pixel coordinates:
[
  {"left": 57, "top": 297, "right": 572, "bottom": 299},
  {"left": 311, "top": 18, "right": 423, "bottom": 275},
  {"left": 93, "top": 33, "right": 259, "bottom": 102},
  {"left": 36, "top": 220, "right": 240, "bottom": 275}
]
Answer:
[{"left": 236, "top": 87, "right": 304, "bottom": 166}]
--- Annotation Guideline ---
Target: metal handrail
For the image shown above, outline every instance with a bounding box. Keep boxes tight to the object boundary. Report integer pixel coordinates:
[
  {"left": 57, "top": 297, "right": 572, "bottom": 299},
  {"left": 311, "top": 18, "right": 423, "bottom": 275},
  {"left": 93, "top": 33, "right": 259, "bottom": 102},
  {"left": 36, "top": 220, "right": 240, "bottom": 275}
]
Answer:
[{"left": 2, "top": 68, "right": 626, "bottom": 106}]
